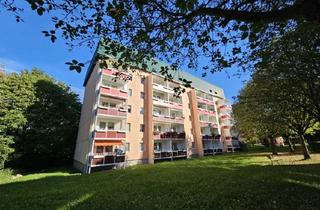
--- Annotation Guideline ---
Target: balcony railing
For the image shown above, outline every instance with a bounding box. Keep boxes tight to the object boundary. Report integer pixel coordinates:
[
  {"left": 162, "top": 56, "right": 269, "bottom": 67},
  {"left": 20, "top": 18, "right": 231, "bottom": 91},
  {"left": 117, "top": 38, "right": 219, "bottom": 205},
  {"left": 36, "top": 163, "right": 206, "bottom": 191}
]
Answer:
[
  {"left": 91, "top": 154, "right": 126, "bottom": 166},
  {"left": 202, "top": 135, "right": 221, "bottom": 140},
  {"left": 200, "top": 121, "right": 218, "bottom": 128},
  {"left": 154, "top": 150, "right": 187, "bottom": 159},
  {"left": 94, "top": 131, "right": 126, "bottom": 139},
  {"left": 153, "top": 131, "right": 186, "bottom": 139},
  {"left": 220, "top": 114, "right": 231, "bottom": 120},
  {"left": 197, "top": 96, "right": 215, "bottom": 105},
  {"left": 153, "top": 114, "right": 184, "bottom": 124},
  {"left": 97, "top": 107, "right": 127, "bottom": 117},
  {"left": 100, "top": 86, "right": 128, "bottom": 99},
  {"left": 219, "top": 104, "right": 232, "bottom": 110},
  {"left": 153, "top": 97, "right": 183, "bottom": 109},
  {"left": 102, "top": 69, "right": 132, "bottom": 80},
  {"left": 197, "top": 108, "right": 216, "bottom": 116},
  {"left": 153, "top": 83, "right": 174, "bottom": 93}
]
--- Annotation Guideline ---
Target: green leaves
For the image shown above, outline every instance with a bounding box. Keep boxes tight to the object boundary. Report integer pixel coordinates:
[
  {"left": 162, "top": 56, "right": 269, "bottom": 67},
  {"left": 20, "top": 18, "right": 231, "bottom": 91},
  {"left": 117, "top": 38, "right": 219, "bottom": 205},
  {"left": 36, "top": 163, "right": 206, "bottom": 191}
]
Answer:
[
  {"left": 0, "top": 69, "right": 81, "bottom": 168},
  {"left": 65, "top": 60, "right": 85, "bottom": 73}
]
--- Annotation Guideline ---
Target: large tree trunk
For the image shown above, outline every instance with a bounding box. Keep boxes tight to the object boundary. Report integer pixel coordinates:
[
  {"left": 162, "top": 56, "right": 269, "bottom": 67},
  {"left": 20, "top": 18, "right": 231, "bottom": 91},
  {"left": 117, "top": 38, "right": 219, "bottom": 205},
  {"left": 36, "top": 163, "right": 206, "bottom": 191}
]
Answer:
[
  {"left": 269, "top": 136, "right": 278, "bottom": 155},
  {"left": 300, "top": 135, "right": 311, "bottom": 160}
]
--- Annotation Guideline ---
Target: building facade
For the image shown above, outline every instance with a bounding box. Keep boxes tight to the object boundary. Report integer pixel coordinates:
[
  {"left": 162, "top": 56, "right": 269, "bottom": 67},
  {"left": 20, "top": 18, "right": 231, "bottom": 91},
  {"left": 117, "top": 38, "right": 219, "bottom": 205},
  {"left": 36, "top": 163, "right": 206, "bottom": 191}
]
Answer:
[{"left": 74, "top": 51, "right": 237, "bottom": 173}]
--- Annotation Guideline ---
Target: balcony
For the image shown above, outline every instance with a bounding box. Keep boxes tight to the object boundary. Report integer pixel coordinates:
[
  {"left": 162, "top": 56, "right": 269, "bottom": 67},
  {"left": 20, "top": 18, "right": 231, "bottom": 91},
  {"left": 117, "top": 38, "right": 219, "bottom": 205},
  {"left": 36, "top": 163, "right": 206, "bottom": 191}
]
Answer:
[
  {"left": 200, "top": 121, "right": 218, "bottom": 128},
  {"left": 153, "top": 83, "right": 174, "bottom": 94},
  {"left": 153, "top": 131, "right": 186, "bottom": 140},
  {"left": 100, "top": 86, "right": 128, "bottom": 99},
  {"left": 197, "top": 96, "right": 215, "bottom": 106},
  {"left": 154, "top": 150, "right": 187, "bottom": 159},
  {"left": 97, "top": 107, "right": 127, "bottom": 118},
  {"left": 219, "top": 104, "right": 232, "bottom": 110},
  {"left": 202, "top": 134, "right": 221, "bottom": 140},
  {"left": 94, "top": 130, "right": 126, "bottom": 139},
  {"left": 91, "top": 154, "right": 125, "bottom": 166},
  {"left": 197, "top": 108, "right": 216, "bottom": 116},
  {"left": 102, "top": 68, "right": 131, "bottom": 80},
  {"left": 153, "top": 97, "right": 183, "bottom": 109},
  {"left": 220, "top": 114, "right": 231, "bottom": 120},
  {"left": 153, "top": 114, "right": 184, "bottom": 124}
]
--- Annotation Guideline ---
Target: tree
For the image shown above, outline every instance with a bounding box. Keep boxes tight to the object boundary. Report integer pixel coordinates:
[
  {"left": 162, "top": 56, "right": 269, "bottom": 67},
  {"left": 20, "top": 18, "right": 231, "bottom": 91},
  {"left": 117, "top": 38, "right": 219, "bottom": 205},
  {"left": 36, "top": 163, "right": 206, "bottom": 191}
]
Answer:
[
  {"left": 1, "top": 1, "right": 320, "bottom": 83},
  {"left": 0, "top": 69, "right": 81, "bottom": 169},
  {"left": 234, "top": 24, "right": 320, "bottom": 159}
]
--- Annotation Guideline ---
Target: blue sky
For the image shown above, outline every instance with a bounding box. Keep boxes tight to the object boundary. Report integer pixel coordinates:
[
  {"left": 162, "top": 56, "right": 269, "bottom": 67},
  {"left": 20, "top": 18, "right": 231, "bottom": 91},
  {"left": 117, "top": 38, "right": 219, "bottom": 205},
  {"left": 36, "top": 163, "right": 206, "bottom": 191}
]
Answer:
[{"left": 0, "top": 5, "right": 249, "bottom": 103}]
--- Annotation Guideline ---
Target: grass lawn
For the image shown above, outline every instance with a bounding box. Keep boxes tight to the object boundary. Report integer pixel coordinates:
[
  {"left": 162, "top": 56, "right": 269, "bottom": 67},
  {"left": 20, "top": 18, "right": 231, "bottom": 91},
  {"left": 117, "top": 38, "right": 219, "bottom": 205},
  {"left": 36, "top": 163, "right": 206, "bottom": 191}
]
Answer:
[{"left": 1, "top": 150, "right": 320, "bottom": 210}]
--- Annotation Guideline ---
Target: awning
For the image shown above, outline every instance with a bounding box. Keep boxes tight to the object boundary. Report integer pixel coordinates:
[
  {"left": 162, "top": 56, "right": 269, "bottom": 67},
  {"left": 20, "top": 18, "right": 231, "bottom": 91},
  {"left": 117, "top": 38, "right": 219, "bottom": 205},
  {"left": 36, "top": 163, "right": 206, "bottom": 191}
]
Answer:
[{"left": 94, "top": 140, "right": 123, "bottom": 146}]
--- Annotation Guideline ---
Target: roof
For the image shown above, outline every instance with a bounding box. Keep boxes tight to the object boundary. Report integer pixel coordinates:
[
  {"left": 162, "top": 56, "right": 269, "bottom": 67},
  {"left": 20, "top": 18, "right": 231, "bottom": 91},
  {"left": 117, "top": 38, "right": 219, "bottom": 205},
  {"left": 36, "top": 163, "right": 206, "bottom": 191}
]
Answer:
[{"left": 83, "top": 40, "right": 225, "bottom": 97}]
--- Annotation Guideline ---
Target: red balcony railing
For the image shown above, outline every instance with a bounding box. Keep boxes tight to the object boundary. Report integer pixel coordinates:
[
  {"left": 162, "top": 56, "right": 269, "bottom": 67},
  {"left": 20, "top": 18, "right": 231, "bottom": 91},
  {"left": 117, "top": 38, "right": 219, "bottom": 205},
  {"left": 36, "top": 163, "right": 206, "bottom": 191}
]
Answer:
[
  {"left": 100, "top": 86, "right": 128, "bottom": 99},
  {"left": 97, "top": 107, "right": 127, "bottom": 117},
  {"left": 220, "top": 114, "right": 231, "bottom": 120},
  {"left": 102, "top": 69, "right": 131, "bottom": 80},
  {"left": 219, "top": 104, "right": 232, "bottom": 110},
  {"left": 197, "top": 96, "right": 215, "bottom": 106},
  {"left": 197, "top": 108, "right": 216, "bottom": 116},
  {"left": 153, "top": 115, "right": 184, "bottom": 124},
  {"left": 95, "top": 131, "right": 126, "bottom": 139},
  {"left": 200, "top": 121, "right": 218, "bottom": 128}
]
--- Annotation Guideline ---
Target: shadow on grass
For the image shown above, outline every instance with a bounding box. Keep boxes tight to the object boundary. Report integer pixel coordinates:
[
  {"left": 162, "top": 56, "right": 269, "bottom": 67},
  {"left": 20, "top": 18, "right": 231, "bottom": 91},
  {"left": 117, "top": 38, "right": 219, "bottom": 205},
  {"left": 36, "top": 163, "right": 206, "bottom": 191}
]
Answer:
[{"left": 0, "top": 160, "right": 320, "bottom": 210}]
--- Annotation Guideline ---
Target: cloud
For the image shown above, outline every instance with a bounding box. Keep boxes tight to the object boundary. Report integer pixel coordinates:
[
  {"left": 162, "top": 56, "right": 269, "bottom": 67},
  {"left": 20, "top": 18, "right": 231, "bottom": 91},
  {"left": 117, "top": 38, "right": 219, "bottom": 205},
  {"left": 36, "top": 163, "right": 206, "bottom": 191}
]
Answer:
[{"left": 0, "top": 57, "right": 29, "bottom": 73}]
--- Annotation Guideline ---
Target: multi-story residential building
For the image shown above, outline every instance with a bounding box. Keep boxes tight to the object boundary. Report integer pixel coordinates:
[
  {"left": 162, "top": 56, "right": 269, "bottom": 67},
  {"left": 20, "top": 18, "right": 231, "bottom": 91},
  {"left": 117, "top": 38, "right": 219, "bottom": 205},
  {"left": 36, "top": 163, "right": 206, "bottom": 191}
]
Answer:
[{"left": 73, "top": 44, "right": 237, "bottom": 173}]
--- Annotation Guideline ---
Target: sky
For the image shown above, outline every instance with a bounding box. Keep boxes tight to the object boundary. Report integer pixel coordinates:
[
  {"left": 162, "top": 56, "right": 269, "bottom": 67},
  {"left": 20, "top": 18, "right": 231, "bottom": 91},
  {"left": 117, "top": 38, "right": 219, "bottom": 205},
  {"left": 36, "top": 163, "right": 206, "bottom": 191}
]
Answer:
[{"left": 0, "top": 4, "right": 249, "bottom": 103}]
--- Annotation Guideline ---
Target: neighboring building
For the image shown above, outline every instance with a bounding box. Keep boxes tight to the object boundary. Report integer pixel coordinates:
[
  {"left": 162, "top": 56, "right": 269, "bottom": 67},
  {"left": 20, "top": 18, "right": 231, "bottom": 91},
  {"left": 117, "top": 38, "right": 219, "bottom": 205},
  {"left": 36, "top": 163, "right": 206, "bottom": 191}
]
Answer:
[{"left": 73, "top": 43, "right": 236, "bottom": 173}]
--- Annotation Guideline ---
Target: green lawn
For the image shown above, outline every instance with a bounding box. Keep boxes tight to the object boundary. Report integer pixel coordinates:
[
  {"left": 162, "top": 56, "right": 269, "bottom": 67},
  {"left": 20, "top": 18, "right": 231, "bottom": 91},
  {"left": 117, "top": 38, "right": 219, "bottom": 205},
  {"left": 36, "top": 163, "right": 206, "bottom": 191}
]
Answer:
[{"left": 1, "top": 151, "right": 320, "bottom": 210}]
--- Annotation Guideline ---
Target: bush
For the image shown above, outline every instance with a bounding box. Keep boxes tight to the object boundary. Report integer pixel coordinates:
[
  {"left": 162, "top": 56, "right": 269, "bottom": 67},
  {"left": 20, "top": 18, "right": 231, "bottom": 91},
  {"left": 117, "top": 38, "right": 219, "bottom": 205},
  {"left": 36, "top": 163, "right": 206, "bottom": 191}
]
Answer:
[{"left": 309, "top": 141, "right": 320, "bottom": 153}]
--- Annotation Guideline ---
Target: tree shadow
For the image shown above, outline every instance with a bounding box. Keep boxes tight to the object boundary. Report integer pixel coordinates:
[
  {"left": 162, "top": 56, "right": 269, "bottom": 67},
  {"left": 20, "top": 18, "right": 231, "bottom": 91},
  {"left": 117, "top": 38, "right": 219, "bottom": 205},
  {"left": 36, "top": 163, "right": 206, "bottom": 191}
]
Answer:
[{"left": 1, "top": 162, "right": 320, "bottom": 210}]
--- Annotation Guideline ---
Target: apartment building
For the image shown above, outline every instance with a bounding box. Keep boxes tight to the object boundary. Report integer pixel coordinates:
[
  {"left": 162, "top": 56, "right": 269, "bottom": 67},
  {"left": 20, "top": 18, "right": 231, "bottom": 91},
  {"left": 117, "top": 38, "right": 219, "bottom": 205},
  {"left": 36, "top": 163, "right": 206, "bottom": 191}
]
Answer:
[{"left": 74, "top": 46, "right": 238, "bottom": 173}]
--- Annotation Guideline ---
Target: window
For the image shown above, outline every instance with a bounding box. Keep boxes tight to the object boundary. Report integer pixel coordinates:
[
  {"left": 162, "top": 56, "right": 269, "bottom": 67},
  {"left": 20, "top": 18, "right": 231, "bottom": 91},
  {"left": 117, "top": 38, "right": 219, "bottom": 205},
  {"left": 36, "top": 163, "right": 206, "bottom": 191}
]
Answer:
[
  {"left": 154, "top": 125, "right": 161, "bottom": 132},
  {"left": 127, "top": 123, "right": 131, "bottom": 132},
  {"left": 125, "top": 143, "right": 130, "bottom": 152},
  {"left": 141, "top": 78, "right": 145, "bottom": 84},
  {"left": 140, "top": 107, "right": 144, "bottom": 114},
  {"left": 110, "top": 103, "right": 116, "bottom": 108},
  {"left": 172, "top": 142, "right": 178, "bottom": 150},
  {"left": 209, "top": 89, "right": 212, "bottom": 93},
  {"left": 128, "top": 89, "right": 132, "bottom": 96},
  {"left": 107, "top": 122, "right": 115, "bottom": 130},
  {"left": 140, "top": 143, "right": 145, "bottom": 151},
  {"left": 105, "top": 146, "right": 113, "bottom": 152},
  {"left": 102, "top": 101, "right": 108, "bottom": 107},
  {"left": 140, "top": 124, "right": 145, "bottom": 132},
  {"left": 128, "top": 105, "right": 132, "bottom": 113},
  {"left": 154, "top": 142, "right": 162, "bottom": 151},
  {"left": 96, "top": 146, "right": 104, "bottom": 153},
  {"left": 140, "top": 92, "right": 145, "bottom": 99},
  {"left": 99, "top": 122, "right": 106, "bottom": 130},
  {"left": 192, "top": 142, "right": 195, "bottom": 148}
]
